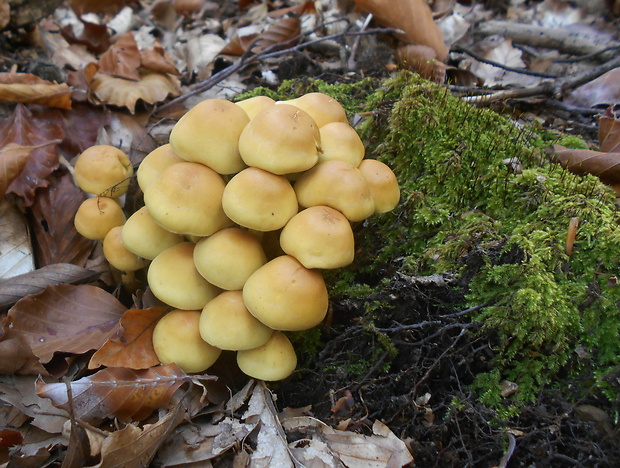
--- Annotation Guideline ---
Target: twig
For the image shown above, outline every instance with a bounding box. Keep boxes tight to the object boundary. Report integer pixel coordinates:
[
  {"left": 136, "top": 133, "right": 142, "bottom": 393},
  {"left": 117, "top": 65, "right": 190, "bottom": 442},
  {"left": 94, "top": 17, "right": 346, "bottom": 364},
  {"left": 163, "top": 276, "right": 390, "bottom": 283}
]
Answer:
[
  {"left": 497, "top": 431, "right": 517, "bottom": 468},
  {"left": 347, "top": 13, "right": 373, "bottom": 70}
]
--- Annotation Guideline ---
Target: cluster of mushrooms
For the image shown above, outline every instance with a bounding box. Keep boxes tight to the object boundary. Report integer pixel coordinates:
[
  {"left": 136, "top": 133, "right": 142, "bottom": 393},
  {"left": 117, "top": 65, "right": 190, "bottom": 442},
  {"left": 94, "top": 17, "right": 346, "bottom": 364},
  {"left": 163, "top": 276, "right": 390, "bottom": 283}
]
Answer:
[{"left": 72, "top": 92, "right": 400, "bottom": 381}]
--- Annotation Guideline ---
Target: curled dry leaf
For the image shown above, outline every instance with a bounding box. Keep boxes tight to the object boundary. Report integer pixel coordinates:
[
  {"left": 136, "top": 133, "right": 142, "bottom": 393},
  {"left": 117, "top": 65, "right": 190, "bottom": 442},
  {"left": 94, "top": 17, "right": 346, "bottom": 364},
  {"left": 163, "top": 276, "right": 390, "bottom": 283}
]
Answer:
[
  {"left": 0, "top": 72, "right": 72, "bottom": 109},
  {"left": 36, "top": 364, "right": 200, "bottom": 423},
  {"left": 549, "top": 144, "right": 620, "bottom": 186},
  {"left": 599, "top": 107, "right": 620, "bottom": 153},
  {"left": 356, "top": 0, "right": 449, "bottom": 61},
  {"left": 222, "top": 16, "right": 301, "bottom": 56},
  {"left": 140, "top": 42, "right": 181, "bottom": 76},
  {"left": 90, "top": 72, "right": 180, "bottom": 113},
  {"left": 89, "top": 307, "right": 168, "bottom": 370},
  {"left": 98, "top": 32, "right": 141, "bottom": 81},
  {"left": 0, "top": 329, "right": 47, "bottom": 375},
  {"left": 7, "top": 283, "right": 126, "bottom": 363}
]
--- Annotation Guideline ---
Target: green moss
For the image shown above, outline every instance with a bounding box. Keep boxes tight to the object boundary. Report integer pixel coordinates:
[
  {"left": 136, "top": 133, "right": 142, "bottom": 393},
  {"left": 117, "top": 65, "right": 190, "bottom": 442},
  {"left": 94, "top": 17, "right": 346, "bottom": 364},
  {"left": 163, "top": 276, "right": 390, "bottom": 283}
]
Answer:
[{"left": 245, "top": 72, "right": 620, "bottom": 407}]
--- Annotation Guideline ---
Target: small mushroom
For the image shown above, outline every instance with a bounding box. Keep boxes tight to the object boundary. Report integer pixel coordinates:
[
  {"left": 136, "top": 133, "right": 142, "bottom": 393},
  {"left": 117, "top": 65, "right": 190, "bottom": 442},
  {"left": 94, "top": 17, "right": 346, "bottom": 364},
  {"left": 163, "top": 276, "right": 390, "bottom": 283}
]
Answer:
[
  {"left": 193, "top": 227, "right": 267, "bottom": 290},
  {"left": 74, "top": 196, "right": 126, "bottom": 241},
  {"left": 148, "top": 242, "right": 220, "bottom": 310},
  {"left": 358, "top": 159, "right": 401, "bottom": 214},
  {"left": 243, "top": 255, "right": 328, "bottom": 331},
  {"left": 199, "top": 290, "right": 273, "bottom": 351},
  {"left": 318, "top": 122, "right": 365, "bottom": 166},
  {"left": 137, "top": 144, "right": 184, "bottom": 192},
  {"left": 278, "top": 92, "right": 348, "bottom": 128},
  {"left": 222, "top": 167, "right": 298, "bottom": 231},
  {"left": 73, "top": 145, "right": 134, "bottom": 197},
  {"left": 121, "top": 206, "right": 184, "bottom": 260},
  {"left": 280, "top": 206, "right": 354, "bottom": 269},
  {"left": 238, "top": 104, "right": 321, "bottom": 175},
  {"left": 102, "top": 226, "right": 149, "bottom": 272},
  {"left": 235, "top": 95, "right": 275, "bottom": 120},
  {"left": 236, "top": 331, "right": 297, "bottom": 381},
  {"left": 153, "top": 309, "right": 222, "bottom": 373},
  {"left": 169, "top": 98, "right": 250, "bottom": 175}
]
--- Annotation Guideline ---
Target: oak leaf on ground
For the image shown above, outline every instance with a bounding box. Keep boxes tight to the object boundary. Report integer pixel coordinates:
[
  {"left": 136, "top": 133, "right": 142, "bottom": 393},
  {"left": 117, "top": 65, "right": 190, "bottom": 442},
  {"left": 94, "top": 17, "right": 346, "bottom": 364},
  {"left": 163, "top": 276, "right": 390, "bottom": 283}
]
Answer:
[{"left": 0, "top": 73, "right": 72, "bottom": 109}]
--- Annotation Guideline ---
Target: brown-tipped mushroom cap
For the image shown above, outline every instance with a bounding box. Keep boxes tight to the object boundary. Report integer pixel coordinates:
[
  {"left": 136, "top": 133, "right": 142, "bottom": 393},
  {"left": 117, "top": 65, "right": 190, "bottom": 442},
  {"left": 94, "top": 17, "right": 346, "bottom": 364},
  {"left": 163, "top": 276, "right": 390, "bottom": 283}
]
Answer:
[
  {"left": 358, "top": 159, "right": 401, "bottom": 214},
  {"left": 137, "top": 144, "right": 184, "bottom": 192},
  {"left": 148, "top": 242, "right": 220, "bottom": 310},
  {"left": 278, "top": 92, "right": 347, "bottom": 128},
  {"left": 236, "top": 331, "right": 297, "bottom": 381},
  {"left": 280, "top": 206, "right": 354, "bottom": 269},
  {"left": 169, "top": 99, "right": 250, "bottom": 175},
  {"left": 243, "top": 255, "right": 328, "bottom": 331},
  {"left": 200, "top": 291, "right": 273, "bottom": 351},
  {"left": 194, "top": 227, "right": 267, "bottom": 290},
  {"left": 74, "top": 145, "right": 134, "bottom": 197},
  {"left": 153, "top": 309, "right": 222, "bottom": 373},
  {"left": 121, "top": 206, "right": 185, "bottom": 260},
  {"left": 318, "top": 122, "right": 365, "bottom": 166},
  {"left": 74, "top": 196, "right": 126, "bottom": 241},
  {"left": 235, "top": 95, "right": 275, "bottom": 120},
  {"left": 103, "top": 226, "right": 149, "bottom": 272},
  {"left": 294, "top": 160, "right": 375, "bottom": 222},
  {"left": 144, "top": 161, "right": 232, "bottom": 237},
  {"left": 222, "top": 167, "right": 298, "bottom": 231},
  {"left": 238, "top": 104, "right": 320, "bottom": 175}
]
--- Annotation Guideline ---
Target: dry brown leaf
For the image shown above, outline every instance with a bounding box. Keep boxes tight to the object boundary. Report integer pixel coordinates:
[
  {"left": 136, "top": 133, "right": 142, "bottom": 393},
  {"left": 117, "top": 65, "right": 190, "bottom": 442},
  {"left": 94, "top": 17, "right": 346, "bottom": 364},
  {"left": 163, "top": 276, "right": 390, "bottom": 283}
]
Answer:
[
  {"left": 90, "top": 72, "right": 180, "bottom": 113},
  {"left": 356, "top": 0, "right": 449, "bottom": 61},
  {"left": 140, "top": 42, "right": 181, "bottom": 76},
  {"left": 98, "top": 32, "right": 141, "bottom": 81},
  {"left": 0, "top": 142, "right": 60, "bottom": 199},
  {"left": 61, "top": 17, "right": 111, "bottom": 54},
  {"left": 0, "top": 263, "right": 99, "bottom": 311},
  {"left": 566, "top": 67, "right": 620, "bottom": 108},
  {"left": 70, "top": 0, "right": 135, "bottom": 15},
  {"left": 89, "top": 307, "right": 168, "bottom": 370},
  {"left": 6, "top": 283, "right": 126, "bottom": 363},
  {"left": 29, "top": 172, "right": 96, "bottom": 267},
  {"left": 0, "top": 104, "right": 64, "bottom": 205},
  {"left": 0, "top": 73, "right": 72, "bottom": 109},
  {"left": 549, "top": 144, "right": 620, "bottom": 186},
  {"left": 599, "top": 107, "right": 620, "bottom": 153},
  {"left": 0, "top": 0, "right": 9, "bottom": 30},
  {"left": 36, "top": 364, "right": 199, "bottom": 423},
  {"left": 0, "top": 329, "right": 46, "bottom": 375},
  {"left": 222, "top": 16, "right": 301, "bottom": 56}
]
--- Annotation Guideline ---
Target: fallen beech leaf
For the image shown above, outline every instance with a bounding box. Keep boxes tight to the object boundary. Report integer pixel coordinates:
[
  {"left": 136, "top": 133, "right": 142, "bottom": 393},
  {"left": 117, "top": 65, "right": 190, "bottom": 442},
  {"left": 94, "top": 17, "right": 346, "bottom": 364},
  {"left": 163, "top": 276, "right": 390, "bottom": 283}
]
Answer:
[
  {"left": 549, "top": 144, "right": 620, "bottom": 186},
  {"left": 89, "top": 307, "right": 168, "bottom": 370},
  {"left": 0, "top": 428, "right": 23, "bottom": 448},
  {"left": 36, "top": 364, "right": 200, "bottom": 423},
  {"left": 0, "top": 263, "right": 99, "bottom": 311},
  {"left": 0, "top": 199, "right": 34, "bottom": 281},
  {"left": 356, "top": 0, "right": 449, "bottom": 61},
  {"left": 0, "top": 104, "right": 64, "bottom": 205},
  {"left": 70, "top": 0, "right": 135, "bottom": 15},
  {"left": 566, "top": 67, "right": 620, "bottom": 109},
  {"left": 61, "top": 17, "right": 111, "bottom": 54},
  {"left": 173, "top": 0, "right": 206, "bottom": 16},
  {"left": 98, "top": 32, "right": 141, "bottom": 81},
  {"left": 222, "top": 16, "right": 301, "bottom": 56},
  {"left": 0, "top": 329, "right": 46, "bottom": 375},
  {"left": 599, "top": 106, "right": 620, "bottom": 153},
  {"left": 0, "top": 142, "right": 59, "bottom": 199},
  {"left": 0, "top": 73, "right": 72, "bottom": 109},
  {"left": 7, "top": 283, "right": 126, "bottom": 363},
  {"left": 90, "top": 72, "right": 180, "bottom": 113},
  {"left": 29, "top": 172, "right": 96, "bottom": 267},
  {"left": 140, "top": 42, "right": 181, "bottom": 76}
]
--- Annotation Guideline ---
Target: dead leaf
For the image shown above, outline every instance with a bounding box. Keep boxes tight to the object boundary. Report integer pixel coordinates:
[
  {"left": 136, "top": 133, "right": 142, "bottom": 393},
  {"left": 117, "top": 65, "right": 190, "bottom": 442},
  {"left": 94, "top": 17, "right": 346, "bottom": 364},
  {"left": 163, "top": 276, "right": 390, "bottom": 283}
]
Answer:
[
  {"left": 90, "top": 72, "right": 180, "bottom": 113},
  {"left": 0, "top": 73, "right": 72, "bottom": 109},
  {"left": 36, "top": 364, "right": 200, "bottom": 423},
  {"left": 0, "top": 329, "right": 46, "bottom": 375},
  {"left": 356, "top": 0, "right": 449, "bottom": 61},
  {"left": 61, "top": 17, "right": 111, "bottom": 54},
  {"left": 0, "top": 142, "right": 60, "bottom": 200},
  {"left": 29, "top": 171, "right": 96, "bottom": 267},
  {"left": 70, "top": 0, "right": 135, "bottom": 15},
  {"left": 6, "top": 283, "right": 126, "bottom": 363},
  {"left": 98, "top": 33, "right": 141, "bottom": 81},
  {"left": 548, "top": 144, "right": 620, "bottom": 186},
  {"left": 566, "top": 67, "right": 620, "bottom": 109},
  {"left": 0, "top": 104, "right": 64, "bottom": 205},
  {"left": 89, "top": 307, "right": 168, "bottom": 370},
  {"left": 394, "top": 44, "right": 448, "bottom": 83},
  {"left": 0, "top": 200, "right": 33, "bottom": 284},
  {"left": 599, "top": 107, "right": 620, "bottom": 153},
  {"left": 0, "top": 0, "right": 9, "bottom": 30},
  {"left": 140, "top": 42, "right": 181, "bottom": 76},
  {"left": 0, "top": 263, "right": 99, "bottom": 311}
]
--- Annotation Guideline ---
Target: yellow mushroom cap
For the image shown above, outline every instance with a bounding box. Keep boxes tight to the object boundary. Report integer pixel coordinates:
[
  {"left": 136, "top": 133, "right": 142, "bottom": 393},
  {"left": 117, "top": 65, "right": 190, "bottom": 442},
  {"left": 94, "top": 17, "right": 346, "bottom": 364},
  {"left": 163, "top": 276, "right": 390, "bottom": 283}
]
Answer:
[
  {"left": 121, "top": 206, "right": 185, "bottom": 260},
  {"left": 294, "top": 160, "right": 375, "bottom": 222},
  {"left": 222, "top": 167, "right": 298, "bottom": 231},
  {"left": 148, "top": 242, "right": 220, "bottom": 310},
  {"left": 318, "top": 122, "right": 365, "bottom": 166},
  {"left": 74, "top": 196, "right": 126, "bottom": 241},
  {"left": 200, "top": 291, "right": 273, "bottom": 351},
  {"left": 235, "top": 95, "right": 276, "bottom": 120},
  {"left": 358, "top": 159, "right": 401, "bottom": 214},
  {"left": 280, "top": 206, "right": 354, "bottom": 269},
  {"left": 193, "top": 227, "right": 267, "bottom": 290},
  {"left": 236, "top": 331, "right": 297, "bottom": 381},
  {"left": 243, "top": 255, "right": 328, "bottom": 331},
  {"left": 144, "top": 161, "right": 232, "bottom": 237},
  {"left": 102, "top": 226, "right": 149, "bottom": 272},
  {"left": 278, "top": 92, "right": 347, "bottom": 128},
  {"left": 137, "top": 144, "right": 184, "bottom": 192},
  {"left": 153, "top": 309, "right": 222, "bottom": 373},
  {"left": 238, "top": 104, "right": 321, "bottom": 175},
  {"left": 74, "top": 145, "right": 133, "bottom": 197},
  {"left": 169, "top": 99, "right": 250, "bottom": 175}
]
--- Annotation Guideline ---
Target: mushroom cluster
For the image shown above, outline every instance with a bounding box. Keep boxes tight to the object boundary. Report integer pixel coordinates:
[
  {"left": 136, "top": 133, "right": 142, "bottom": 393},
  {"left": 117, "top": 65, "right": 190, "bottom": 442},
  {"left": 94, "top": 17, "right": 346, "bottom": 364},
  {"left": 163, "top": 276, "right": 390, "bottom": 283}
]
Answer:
[{"left": 73, "top": 93, "right": 400, "bottom": 381}]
